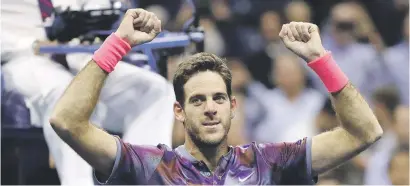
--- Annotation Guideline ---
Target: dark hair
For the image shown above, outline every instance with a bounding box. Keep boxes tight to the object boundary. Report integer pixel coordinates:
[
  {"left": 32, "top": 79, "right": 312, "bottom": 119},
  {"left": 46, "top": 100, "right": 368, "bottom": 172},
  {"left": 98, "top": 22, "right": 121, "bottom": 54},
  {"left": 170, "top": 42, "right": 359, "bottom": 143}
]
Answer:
[
  {"left": 372, "top": 85, "right": 401, "bottom": 117},
  {"left": 172, "top": 52, "right": 232, "bottom": 106}
]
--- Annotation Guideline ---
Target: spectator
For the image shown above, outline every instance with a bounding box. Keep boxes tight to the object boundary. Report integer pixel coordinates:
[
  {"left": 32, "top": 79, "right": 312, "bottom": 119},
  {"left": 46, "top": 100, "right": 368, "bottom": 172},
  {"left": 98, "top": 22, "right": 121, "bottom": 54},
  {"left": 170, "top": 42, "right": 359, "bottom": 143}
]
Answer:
[
  {"left": 249, "top": 54, "right": 325, "bottom": 143},
  {"left": 284, "top": 1, "right": 312, "bottom": 22},
  {"left": 200, "top": 18, "right": 226, "bottom": 56},
  {"left": 245, "top": 10, "right": 287, "bottom": 88}
]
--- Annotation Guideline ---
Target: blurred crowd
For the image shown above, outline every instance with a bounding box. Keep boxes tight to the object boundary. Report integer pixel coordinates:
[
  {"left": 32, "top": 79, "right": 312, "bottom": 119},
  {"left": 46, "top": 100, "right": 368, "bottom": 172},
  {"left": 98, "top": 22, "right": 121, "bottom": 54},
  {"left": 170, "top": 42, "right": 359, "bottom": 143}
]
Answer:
[{"left": 1, "top": 0, "right": 409, "bottom": 185}]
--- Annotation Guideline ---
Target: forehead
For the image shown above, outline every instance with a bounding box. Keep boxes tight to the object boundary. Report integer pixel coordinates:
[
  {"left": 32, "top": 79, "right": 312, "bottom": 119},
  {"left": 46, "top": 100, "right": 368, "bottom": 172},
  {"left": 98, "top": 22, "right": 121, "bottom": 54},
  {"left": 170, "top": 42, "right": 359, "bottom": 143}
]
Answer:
[{"left": 183, "top": 71, "right": 227, "bottom": 97}]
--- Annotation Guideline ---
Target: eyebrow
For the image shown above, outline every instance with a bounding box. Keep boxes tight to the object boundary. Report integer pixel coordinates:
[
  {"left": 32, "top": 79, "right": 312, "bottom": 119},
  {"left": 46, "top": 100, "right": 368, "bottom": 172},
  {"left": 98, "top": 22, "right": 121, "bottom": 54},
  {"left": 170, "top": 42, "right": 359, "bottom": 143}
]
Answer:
[
  {"left": 188, "top": 94, "right": 205, "bottom": 101},
  {"left": 188, "top": 92, "right": 228, "bottom": 100},
  {"left": 214, "top": 92, "right": 228, "bottom": 97}
]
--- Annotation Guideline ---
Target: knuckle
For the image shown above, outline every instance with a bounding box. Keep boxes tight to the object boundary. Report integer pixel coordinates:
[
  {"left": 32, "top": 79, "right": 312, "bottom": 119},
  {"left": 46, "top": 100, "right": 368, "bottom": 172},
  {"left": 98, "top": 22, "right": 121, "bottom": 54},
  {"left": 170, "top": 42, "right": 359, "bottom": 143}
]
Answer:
[
  {"left": 125, "top": 9, "right": 133, "bottom": 15},
  {"left": 136, "top": 8, "right": 145, "bottom": 13}
]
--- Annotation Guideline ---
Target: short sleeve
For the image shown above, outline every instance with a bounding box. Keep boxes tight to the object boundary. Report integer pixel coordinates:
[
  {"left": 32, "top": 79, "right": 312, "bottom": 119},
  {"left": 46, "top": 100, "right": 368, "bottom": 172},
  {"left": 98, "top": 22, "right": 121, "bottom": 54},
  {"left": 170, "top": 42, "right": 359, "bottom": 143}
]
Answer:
[
  {"left": 258, "top": 137, "right": 317, "bottom": 184},
  {"left": 93, "top": 137, "right": 165, "bottom": 185}
]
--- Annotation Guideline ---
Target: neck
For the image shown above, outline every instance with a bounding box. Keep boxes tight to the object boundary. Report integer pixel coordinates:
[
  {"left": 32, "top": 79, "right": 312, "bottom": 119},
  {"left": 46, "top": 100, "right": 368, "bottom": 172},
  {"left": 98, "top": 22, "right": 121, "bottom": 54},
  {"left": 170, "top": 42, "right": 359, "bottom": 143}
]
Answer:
[{"left": 184, "top": 135, "right": 229, "bottom": 172}]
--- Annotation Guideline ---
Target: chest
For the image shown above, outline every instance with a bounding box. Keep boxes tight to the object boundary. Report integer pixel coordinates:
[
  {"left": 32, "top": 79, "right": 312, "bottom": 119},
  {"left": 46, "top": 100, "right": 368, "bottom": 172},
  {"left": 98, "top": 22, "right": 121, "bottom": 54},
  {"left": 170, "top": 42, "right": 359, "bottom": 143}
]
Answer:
[{"left": 147, "top": 156, "right": 279, "bottom": 185}]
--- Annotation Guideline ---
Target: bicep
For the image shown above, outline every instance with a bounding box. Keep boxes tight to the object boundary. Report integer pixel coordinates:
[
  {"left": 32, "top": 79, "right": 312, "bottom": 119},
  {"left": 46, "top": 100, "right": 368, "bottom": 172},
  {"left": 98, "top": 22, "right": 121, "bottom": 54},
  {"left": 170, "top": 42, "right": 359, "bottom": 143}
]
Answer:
[
  {"left": 311, "top": 127, "right": 370, "bottom": 175},
  {"left": 51, "top": 121, "right": 117, "bottom": 176}
]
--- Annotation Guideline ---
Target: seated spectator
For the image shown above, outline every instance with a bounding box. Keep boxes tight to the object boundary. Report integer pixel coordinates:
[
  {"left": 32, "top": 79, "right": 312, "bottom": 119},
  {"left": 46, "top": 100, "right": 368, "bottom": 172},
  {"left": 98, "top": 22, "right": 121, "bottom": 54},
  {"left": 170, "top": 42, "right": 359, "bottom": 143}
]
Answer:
[{"left": 249, "top": 54, "right": 325, "bottom": 143}]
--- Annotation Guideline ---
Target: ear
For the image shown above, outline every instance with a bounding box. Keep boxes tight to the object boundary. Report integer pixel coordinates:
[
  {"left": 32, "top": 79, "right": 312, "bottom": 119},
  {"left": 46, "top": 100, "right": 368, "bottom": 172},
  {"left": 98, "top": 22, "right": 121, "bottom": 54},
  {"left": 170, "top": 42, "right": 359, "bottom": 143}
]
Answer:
[
  {"left": 174, "top": 101, "right": 185, "bottom": 123},
  {"left": 230, "top": 96, "right": 237, "bottom": 119}
]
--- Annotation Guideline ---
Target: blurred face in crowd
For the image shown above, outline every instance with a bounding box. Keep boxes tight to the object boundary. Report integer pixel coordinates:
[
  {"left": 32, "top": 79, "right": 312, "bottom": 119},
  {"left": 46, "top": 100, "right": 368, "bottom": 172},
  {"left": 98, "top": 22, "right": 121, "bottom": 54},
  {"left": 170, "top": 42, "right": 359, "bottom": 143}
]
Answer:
[
  {"left": 330, "top": 3, "right": 359, "bottom": 46},
  {"left": 285, "top": 1, "right": 311, "bottom": 22},
  {"left": 210, "top": 0, "right": 231, "bottom": 21},
  {"left": 182, "top": 71, "right": 236, "bottom": 146},
  {"left": 273, "top": 55, "right": 305, "bottom": 95},
  {"left": 260, "top": 11, "right": 281, "bottom": 42},
  {"left": 393, "top": 106, "right": 409, "bottom": 146},
  {"left": 389, "top": 151, "right": 409, "bottom": 185}
]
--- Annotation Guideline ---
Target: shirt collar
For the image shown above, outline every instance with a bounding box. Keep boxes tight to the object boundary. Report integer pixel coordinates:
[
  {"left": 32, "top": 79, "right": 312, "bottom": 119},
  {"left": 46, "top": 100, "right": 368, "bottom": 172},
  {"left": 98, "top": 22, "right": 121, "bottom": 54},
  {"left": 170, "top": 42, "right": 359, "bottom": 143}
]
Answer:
[{"left": 175, "top": 145, "right": 233, "bottom": 164}]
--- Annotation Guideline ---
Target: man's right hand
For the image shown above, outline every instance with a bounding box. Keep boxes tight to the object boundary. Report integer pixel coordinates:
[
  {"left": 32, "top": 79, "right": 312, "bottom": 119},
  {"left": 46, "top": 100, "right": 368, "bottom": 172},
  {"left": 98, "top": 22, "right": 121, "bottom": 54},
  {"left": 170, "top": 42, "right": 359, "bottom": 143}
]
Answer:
[
  {"left": 115, "top": 9, "right": 162, "bottom": 47},
  {"left": 279, "top": 22, "right": 326, "bottom": 62}
]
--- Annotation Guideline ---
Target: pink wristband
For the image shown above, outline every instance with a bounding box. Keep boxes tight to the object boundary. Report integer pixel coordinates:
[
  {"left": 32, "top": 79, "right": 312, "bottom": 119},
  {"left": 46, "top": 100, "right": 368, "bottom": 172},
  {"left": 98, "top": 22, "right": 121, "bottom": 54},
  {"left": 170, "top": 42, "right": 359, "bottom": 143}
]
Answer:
[
  {"left": 308, "top": 52, "right": 349, "bottom": 93},
  {"left": 92, "top": 33, "right": 131, "bottom": 73}
]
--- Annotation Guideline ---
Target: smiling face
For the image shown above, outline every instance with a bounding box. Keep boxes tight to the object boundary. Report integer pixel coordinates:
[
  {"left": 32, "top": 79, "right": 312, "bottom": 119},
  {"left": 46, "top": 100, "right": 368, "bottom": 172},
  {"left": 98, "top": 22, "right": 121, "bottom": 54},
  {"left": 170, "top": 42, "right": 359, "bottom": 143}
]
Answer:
[
  {"left": 173, "top": 53, "right": 236, "bottom": 147},
  {"left": 180, "top": 71, "right": 235, "bottom": 146}
]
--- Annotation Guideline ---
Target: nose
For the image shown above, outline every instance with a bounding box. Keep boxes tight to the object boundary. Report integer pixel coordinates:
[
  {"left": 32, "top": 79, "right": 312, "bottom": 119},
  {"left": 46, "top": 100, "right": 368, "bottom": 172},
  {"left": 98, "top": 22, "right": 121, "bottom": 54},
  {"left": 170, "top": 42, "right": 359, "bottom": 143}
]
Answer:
[{"left": 204, "top": 100, "right": 217, "bottom": 117}]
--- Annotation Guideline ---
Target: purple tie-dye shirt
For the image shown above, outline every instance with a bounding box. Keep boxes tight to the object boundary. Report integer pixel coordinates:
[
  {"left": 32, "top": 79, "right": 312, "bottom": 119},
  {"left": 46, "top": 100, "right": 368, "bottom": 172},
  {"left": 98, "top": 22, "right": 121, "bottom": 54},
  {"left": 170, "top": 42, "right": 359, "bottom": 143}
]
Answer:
[{"left": 94, "top": 137, "right": 317, "bottom": 185}]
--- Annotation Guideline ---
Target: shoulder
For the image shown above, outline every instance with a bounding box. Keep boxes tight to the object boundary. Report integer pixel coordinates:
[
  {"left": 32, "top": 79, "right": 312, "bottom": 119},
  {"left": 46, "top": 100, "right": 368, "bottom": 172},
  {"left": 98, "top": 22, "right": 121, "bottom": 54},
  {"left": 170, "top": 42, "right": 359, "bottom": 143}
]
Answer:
[{"left": 122, "top": 143, "right": 172, "bottom": 166}]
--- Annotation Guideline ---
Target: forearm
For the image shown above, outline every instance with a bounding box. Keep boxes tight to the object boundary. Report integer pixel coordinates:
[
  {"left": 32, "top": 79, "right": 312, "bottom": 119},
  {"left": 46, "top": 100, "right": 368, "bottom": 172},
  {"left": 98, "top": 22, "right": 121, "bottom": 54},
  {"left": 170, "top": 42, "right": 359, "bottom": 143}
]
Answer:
[
  {"left": 50, "top": 60, "right": 107, "bottom": 129},
  {"left": 331, "top": 82, "right": 383, "bottom": 143}
]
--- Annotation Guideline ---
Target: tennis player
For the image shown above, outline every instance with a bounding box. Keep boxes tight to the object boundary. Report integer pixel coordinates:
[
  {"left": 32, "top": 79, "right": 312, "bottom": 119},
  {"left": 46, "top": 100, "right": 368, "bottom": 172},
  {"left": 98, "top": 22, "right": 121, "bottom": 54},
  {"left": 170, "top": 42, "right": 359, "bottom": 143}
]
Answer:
[{"left": 49, "top": 8, "right": 383, "bottom": 184}]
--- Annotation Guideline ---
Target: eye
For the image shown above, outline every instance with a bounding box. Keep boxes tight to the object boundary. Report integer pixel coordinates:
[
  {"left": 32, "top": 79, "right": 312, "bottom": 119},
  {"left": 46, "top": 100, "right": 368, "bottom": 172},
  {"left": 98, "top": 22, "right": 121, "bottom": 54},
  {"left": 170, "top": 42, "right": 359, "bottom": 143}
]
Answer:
[
  {"left": 191, "top": 98, "right": 202, "bottom": 106},
  {"left": 214, "top": 95, "right": 226, "bottom": 104}
]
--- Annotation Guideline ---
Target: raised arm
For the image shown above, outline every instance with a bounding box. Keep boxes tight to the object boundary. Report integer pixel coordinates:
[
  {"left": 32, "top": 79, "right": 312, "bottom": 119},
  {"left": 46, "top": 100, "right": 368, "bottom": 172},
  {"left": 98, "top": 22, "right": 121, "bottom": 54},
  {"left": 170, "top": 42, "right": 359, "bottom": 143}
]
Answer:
[
  {"left": 49, "top": 9, "right": 162, "bottom": 176},
  {"left": 279, "top": 22, "right": 383, "bottom": 175}
]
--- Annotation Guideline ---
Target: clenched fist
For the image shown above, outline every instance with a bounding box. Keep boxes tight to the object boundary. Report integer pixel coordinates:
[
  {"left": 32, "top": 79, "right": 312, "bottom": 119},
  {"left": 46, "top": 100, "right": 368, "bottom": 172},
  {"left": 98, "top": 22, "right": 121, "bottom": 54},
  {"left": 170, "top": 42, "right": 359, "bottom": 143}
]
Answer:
[
  {"left": 115, "top": 9, "right": 162, "bottom": 46},
  {"left": 279, "top": 22, "right": 326, "bottom": 62}
]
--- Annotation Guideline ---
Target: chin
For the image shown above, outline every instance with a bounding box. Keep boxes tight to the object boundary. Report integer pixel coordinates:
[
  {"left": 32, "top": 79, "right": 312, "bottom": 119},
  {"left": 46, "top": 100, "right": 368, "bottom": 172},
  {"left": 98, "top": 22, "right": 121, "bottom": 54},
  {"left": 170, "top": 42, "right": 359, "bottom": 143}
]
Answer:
[{"left": 198, "top": 134, "right": 226, "bottom": 146}]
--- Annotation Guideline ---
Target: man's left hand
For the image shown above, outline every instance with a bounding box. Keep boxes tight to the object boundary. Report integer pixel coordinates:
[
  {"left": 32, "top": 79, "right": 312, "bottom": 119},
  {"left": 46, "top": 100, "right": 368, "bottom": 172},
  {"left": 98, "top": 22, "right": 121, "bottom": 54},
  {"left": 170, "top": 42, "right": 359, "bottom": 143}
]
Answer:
[{"left": 279, "top": 22, "right": 327, "bottom": 62}]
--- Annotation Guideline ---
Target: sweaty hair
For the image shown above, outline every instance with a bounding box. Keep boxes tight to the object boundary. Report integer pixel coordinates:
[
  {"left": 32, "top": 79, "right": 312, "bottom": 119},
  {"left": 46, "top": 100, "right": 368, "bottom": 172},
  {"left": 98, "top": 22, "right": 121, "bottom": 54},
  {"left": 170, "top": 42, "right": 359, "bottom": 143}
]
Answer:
[{"left": 172, "top": 52, "right": 232, "bottom": 106}]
